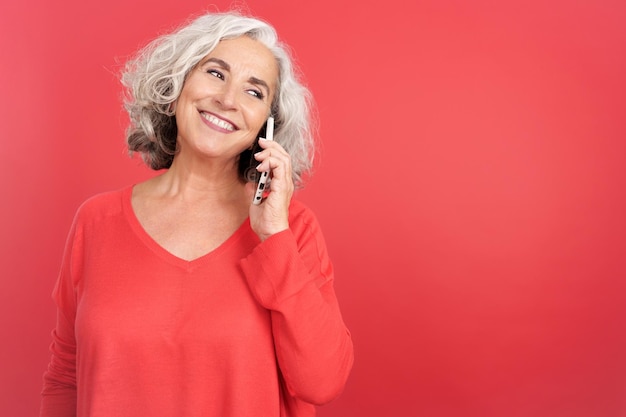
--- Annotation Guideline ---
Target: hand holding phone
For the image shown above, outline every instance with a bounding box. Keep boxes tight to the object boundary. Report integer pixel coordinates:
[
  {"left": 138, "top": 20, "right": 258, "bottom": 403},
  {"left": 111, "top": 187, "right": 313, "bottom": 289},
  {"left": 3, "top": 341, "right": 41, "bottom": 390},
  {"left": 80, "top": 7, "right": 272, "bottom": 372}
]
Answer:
[{"left": 252, "top": 116, "right": 274, "bottom": 205}]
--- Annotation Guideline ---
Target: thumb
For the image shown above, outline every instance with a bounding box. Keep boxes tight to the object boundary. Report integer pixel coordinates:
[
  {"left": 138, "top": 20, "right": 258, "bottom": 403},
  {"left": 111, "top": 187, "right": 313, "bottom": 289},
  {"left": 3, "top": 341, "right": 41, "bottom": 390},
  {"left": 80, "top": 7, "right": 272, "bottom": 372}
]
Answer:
[{"left": 244, "top": 181, "right": 257, "bottom": 204}]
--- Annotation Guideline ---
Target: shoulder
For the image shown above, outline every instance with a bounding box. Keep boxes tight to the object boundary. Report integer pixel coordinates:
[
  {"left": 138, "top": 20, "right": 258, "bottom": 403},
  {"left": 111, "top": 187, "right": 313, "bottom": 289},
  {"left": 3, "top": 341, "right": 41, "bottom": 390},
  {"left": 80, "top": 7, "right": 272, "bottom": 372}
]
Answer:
[
  {"left": 288, "top": 198, "right": 319, "bottom": 228},
  {"left": 73, "top": 185, "right": 132, "bottom": 225},
  {"left": 287, "top": 198, "right": 328, "bottom": 245},
  {"left": 60, "top": 186, "right": 133, "bottom": 267}
]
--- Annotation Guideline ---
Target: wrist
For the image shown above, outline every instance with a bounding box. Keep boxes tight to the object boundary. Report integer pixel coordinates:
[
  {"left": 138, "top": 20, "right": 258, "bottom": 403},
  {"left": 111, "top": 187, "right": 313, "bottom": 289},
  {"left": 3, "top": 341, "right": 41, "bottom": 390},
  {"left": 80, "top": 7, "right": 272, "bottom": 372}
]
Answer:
[{"left": 258, "top": 225, "right": 289, "bottom": 242}]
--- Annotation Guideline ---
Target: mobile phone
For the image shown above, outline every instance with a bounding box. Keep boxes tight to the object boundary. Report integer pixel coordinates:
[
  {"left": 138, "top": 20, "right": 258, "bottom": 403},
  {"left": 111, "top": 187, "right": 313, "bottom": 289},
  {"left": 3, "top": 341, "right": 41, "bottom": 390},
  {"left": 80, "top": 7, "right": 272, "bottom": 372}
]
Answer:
[{"left": 252, "top": 116, "right": 274, "bottom": 205}]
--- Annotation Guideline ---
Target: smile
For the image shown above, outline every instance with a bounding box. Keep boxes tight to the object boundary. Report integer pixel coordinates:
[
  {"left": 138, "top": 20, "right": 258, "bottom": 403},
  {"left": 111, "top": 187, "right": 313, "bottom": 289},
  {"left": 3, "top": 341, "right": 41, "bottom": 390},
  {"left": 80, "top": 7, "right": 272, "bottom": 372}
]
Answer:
[{"left": 200, "top": 112, "right": 236, "bottom": 131}]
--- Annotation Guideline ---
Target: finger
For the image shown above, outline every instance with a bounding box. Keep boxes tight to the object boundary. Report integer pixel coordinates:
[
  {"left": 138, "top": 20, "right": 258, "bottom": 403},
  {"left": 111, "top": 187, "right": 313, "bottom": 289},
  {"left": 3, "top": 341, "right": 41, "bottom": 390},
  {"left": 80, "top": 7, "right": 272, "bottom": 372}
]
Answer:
[
  {"left": 255, "top": 139, "right": 290, "bottom": 157},
  {"left": 256, "top": 154, "right": 292, "bottom": 181},
  {"left": 254, "top": 147, "right": 289, "bottom": 166},
  {"left": 255, "top": 149, "right": 291, "bottom": 174}
]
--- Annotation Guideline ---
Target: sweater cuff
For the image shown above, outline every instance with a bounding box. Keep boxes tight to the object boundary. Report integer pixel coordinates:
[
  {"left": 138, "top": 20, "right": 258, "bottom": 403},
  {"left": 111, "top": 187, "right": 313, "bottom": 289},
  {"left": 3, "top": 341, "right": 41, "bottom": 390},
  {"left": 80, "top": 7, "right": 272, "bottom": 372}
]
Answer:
[{"left": 240, "top": 229, "right": 309, "bottom": 309}]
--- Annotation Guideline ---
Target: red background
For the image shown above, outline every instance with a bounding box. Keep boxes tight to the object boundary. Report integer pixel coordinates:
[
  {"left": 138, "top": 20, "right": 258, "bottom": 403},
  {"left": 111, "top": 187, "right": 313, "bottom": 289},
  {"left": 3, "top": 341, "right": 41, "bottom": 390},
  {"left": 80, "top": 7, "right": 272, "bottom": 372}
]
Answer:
[{"left": 1, "top": 1, "right": 625, "bottom": 416}]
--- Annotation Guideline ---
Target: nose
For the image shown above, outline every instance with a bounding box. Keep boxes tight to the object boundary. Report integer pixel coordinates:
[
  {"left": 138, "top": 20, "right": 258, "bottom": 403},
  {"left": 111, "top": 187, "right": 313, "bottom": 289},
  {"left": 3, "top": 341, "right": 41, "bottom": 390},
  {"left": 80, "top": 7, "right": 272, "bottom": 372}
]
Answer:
[{"left": 214, "top": 81, "right": 238, "bottom": 110}]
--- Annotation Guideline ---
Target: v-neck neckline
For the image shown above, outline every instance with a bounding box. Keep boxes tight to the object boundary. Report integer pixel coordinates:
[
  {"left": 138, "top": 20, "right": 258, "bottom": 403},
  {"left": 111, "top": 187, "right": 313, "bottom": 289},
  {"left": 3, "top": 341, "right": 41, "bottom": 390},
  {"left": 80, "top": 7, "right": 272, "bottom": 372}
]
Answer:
[{"left": 121, "top": 185, "right": 253, "bottom": 271}]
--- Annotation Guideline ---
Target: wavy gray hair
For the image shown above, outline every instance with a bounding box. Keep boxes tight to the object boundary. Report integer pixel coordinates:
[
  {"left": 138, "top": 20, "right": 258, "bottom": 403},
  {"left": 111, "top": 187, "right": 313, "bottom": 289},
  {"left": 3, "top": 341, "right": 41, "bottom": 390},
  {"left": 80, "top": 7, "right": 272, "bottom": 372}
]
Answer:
[{"left": 121, "top": 12, "right": 316, "bottom": 186}]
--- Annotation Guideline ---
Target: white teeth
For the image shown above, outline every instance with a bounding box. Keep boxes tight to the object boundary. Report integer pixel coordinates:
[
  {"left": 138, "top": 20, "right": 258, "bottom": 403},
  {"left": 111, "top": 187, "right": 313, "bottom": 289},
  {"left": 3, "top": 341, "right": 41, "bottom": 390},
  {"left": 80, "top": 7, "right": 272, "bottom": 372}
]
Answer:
[{"left": 201, "top": 112, "right": 235, "bottom": 131}]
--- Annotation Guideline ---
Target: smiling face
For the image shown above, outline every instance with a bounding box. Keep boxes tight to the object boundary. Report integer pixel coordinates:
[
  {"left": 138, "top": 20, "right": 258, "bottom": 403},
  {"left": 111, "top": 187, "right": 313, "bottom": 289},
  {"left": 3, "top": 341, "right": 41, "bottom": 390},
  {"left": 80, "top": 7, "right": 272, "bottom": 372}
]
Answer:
[{"left": 173, "top": 36, "right": 278, "bottom": 164}]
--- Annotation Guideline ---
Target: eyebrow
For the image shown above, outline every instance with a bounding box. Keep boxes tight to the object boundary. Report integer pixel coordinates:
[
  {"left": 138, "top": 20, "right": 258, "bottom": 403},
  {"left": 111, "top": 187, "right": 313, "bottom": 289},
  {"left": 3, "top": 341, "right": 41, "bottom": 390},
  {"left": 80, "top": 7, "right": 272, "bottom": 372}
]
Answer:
[{"left": 203, "top": 57, "right": 271, "bottom": 96}]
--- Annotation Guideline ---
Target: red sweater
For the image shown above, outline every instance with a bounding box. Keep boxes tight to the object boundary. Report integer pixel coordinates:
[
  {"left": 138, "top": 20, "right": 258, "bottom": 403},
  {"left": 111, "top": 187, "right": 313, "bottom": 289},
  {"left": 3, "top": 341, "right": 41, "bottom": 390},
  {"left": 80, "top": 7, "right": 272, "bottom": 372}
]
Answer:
[{"left": 41, "top": 186, "right": 353, "bottom": 417}]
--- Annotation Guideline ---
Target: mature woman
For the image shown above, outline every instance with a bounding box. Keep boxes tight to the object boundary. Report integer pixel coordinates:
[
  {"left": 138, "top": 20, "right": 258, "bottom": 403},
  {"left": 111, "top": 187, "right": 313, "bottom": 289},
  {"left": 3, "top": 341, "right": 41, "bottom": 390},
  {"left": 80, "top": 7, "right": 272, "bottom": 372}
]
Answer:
[{"left": 41, "top": 11, "right": 353, "bottom": 417}]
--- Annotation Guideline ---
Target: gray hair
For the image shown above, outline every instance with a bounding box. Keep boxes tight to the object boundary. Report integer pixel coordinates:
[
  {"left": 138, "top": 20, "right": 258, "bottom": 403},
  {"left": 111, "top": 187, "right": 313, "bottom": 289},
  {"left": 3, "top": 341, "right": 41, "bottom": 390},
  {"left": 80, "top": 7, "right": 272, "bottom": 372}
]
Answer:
[{"left": 121, "top": 12, "right": 316, "bottom": 186}]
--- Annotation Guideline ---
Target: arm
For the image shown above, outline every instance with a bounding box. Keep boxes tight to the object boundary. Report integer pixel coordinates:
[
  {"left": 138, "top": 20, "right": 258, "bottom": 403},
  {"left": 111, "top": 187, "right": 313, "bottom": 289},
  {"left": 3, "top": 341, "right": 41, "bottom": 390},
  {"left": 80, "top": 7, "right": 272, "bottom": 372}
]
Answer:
[
  {"left": 40, "top": 218, "right": 81, "bottom": 417},
  {"left": 240, "top": 205, "right": 354, "bottom": 405},
  {"left": 40, "top": 312, "right": 78, "bottom": 417}
]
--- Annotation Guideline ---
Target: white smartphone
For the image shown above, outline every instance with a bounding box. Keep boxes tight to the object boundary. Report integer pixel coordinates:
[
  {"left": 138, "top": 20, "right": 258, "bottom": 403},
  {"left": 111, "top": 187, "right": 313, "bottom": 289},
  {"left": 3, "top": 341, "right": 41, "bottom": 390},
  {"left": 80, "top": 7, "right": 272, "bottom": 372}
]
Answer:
[{"left": 253, "top": 116, "right": 274, "bottom": 205}]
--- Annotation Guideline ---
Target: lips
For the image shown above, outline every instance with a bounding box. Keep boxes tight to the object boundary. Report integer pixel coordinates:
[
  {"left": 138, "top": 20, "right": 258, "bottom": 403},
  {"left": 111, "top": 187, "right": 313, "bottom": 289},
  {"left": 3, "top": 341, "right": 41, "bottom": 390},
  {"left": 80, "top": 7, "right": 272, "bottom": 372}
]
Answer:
[{"left": 200, "top": 112, "right": 237, "bottom": 131}]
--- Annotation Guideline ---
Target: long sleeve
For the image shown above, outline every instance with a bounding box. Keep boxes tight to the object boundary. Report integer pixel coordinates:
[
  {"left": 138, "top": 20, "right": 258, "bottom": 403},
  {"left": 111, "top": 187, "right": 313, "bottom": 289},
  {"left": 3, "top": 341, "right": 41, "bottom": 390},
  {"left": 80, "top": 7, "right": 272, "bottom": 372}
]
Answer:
[
  {"left": 40, "top": 214, "right": 82, "bottom": 417},
  {"left": 239, "top": 202, "right": 354, "bottom": 406}
]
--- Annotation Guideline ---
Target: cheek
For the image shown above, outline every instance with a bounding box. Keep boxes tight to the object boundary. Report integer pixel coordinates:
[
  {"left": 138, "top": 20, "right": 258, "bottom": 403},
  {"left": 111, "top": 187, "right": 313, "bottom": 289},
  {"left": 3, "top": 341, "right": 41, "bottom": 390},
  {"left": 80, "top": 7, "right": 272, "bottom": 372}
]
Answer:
[
  {"left": 251, "top": 107, "right": 273, "bottom": 135},
  {"left": 251, "top": 119, "right": 266, "bottom": 140},
  {"left": 172, "top": 93, "right": 198, "bottom": 129}
]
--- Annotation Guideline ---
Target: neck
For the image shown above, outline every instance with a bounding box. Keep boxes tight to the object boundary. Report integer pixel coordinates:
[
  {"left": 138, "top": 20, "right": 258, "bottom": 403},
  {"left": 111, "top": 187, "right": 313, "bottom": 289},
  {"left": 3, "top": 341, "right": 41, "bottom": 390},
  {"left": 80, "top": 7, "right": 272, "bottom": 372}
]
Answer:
[{"left": 153, "top": 154, "right": 246, "bottom": 204}]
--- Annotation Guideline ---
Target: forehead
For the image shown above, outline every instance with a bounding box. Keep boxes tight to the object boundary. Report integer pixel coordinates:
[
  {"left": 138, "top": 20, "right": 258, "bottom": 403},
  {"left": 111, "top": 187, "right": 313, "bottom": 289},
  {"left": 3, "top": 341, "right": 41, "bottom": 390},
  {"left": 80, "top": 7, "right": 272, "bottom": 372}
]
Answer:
[{"left": 205, "top": 36, "right": 279, "bottom": 82}]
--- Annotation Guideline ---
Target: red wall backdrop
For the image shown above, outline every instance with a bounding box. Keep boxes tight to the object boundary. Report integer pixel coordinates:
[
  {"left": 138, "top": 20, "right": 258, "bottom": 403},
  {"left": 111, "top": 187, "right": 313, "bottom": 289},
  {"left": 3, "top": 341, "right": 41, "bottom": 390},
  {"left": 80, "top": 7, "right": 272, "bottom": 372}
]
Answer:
[{"left": 1, "top": 1, "right": 625, "bottom": 416}]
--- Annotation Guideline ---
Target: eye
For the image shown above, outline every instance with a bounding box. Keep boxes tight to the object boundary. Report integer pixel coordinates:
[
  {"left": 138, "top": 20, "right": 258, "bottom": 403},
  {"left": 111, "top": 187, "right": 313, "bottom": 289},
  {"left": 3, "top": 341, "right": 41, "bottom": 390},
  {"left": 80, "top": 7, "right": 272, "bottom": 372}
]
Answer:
[
  {"left": 207, "top": 69, "right": 224, "bottom": 80},
  {"left": 246, "top": 89, "right": 265, "bottom": 100}
]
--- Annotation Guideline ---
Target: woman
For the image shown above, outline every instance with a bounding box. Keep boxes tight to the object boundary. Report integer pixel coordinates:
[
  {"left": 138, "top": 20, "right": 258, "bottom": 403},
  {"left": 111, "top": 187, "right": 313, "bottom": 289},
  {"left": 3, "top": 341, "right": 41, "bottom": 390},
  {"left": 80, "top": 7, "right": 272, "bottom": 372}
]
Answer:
[{"left": 41, "top": 11, "right": 353, "bottom": 417}]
